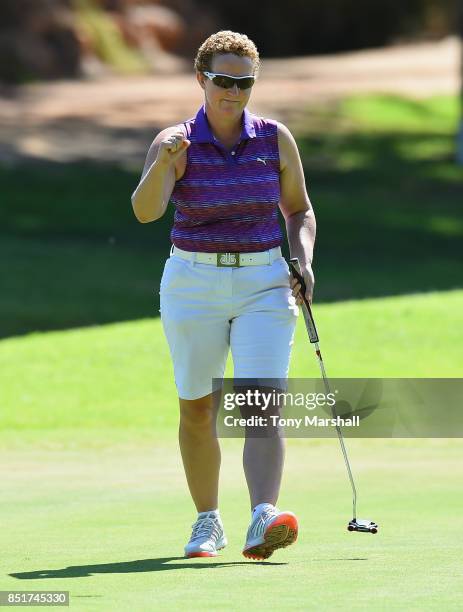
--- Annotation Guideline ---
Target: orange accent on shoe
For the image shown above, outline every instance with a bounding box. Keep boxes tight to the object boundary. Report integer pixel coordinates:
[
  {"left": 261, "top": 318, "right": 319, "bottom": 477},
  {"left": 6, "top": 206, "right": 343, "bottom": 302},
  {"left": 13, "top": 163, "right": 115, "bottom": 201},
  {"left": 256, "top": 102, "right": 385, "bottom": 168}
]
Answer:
[
  {"left": 243, "top": 512, "right": 299, "bottom": 561},
  {"left": 186, "top": 551, "right": 218, "bottom": 558},
  {"left": 265, "top": 512, "right": 299, "bottom": 536}
]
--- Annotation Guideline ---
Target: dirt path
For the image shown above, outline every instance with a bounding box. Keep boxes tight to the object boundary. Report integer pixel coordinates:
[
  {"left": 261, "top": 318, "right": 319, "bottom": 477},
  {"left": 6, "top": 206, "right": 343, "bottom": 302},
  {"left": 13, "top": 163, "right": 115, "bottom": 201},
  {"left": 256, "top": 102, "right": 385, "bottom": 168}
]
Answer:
[{"left": 0, "top": 37, "right": 459, "bottom": 164}]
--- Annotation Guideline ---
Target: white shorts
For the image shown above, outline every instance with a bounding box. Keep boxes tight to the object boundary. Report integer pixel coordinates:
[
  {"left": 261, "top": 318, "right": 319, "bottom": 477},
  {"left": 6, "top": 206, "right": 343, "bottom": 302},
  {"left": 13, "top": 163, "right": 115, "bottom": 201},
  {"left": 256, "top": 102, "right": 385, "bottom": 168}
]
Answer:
[{"left": 159, "top": 247, "right": 299, "bottom": 400}]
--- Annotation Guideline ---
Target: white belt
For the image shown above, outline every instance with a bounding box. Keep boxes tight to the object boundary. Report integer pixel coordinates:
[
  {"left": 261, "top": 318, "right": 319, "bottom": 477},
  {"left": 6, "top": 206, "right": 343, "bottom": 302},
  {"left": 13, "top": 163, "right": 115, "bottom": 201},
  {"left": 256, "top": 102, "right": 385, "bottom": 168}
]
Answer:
[{"left": 170, "top": 245, "right": 282, "bottom": 267}]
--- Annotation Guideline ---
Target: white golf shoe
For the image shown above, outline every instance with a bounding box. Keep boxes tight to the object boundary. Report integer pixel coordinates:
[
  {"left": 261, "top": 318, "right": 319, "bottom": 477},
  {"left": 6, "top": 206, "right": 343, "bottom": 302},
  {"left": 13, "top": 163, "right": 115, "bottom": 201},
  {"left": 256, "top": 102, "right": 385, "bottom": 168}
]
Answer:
[
  {"left": 184, "top": 511, "right": 227, "bottom": 558},
  {"left": 243, "top": 503, "right": 298, "bottom": 560}
]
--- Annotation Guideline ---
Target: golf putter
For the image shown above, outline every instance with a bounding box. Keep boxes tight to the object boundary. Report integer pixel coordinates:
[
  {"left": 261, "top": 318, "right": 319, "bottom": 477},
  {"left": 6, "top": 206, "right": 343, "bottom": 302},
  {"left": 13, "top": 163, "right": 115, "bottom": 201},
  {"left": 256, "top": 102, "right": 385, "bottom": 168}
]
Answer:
[{"left": 289, "top": 258, "right": 378, "bottom": 535}]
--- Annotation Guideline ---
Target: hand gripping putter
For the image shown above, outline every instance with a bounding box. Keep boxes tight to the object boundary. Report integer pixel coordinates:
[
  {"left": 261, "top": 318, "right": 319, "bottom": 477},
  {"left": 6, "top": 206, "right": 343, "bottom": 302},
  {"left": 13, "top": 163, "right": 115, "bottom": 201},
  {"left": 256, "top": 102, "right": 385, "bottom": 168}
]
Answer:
[{"left": 289, "top": 258, "right": 378, "bottom": 535}]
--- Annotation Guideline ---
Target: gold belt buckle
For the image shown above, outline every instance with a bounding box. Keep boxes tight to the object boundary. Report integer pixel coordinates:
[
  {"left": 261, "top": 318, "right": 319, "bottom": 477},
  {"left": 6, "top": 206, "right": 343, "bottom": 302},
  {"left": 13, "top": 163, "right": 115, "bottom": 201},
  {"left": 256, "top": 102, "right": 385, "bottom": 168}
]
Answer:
[{"left": 217, "top": 252, "right": 241, "bottom": 267}]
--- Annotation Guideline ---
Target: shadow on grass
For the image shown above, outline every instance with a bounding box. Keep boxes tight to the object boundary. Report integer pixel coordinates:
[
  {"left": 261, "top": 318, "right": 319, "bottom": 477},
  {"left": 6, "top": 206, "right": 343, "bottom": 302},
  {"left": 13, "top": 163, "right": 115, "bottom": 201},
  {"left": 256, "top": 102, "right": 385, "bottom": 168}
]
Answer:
[
  {"left": 10, "top": 556, "right": 285, "bottom": 579},
  {"left": 0, "top": 127, "right": 461, "bottom": 338}
]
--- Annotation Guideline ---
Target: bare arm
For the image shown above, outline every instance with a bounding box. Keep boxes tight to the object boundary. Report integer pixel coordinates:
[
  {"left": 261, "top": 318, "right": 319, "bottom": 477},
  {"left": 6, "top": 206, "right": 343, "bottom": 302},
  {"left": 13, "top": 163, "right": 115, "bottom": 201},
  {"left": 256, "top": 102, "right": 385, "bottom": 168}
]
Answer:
[
  {"left": 277, "top": 122, "right": 316, "bottom": 303},
  {"left": 131, "top": 127, "right": 190, "bottom": 223}
]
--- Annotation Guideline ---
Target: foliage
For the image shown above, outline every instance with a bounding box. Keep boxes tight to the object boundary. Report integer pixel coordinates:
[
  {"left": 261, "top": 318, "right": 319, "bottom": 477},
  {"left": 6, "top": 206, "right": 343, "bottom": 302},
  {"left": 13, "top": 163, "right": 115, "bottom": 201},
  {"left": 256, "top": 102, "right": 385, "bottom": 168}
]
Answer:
[{"left": 74, "top": 0, "right": 149, "bottom": 74}]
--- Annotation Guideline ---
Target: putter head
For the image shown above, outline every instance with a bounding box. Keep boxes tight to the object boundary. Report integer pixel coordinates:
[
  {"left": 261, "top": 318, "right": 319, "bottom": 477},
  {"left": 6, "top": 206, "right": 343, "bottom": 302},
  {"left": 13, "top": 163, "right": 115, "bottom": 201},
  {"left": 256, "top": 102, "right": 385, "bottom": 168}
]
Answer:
[{"left": 347, "top": 518, "right": 378, "bottom": 534}]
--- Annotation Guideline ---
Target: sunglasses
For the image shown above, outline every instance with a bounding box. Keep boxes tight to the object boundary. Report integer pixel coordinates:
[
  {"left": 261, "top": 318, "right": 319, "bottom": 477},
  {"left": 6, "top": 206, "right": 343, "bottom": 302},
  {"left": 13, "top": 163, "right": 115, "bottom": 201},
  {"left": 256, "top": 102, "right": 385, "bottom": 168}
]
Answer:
[{"left": 203, "top": 71, "right": 256, "bottom": 90}]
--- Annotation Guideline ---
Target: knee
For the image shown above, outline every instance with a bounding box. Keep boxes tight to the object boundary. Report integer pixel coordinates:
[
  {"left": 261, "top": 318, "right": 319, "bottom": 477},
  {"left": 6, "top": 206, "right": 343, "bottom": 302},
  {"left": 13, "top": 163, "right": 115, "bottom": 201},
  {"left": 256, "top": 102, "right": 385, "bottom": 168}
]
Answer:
[{"left": 179, "top": 395, "right": 216, "bottom": 431}]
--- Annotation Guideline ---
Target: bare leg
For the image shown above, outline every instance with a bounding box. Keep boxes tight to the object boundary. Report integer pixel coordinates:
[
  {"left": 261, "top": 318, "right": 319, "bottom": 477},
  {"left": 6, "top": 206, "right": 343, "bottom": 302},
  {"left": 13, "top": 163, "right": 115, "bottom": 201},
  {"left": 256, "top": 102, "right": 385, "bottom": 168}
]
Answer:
[
  {"left": 240, "top": 388, "right": 286, "bottom": 509},
  {"left": 178, "top": 390, "right": 221, "bottom": 512},
  {"left": 243, "top": 435, "right": 285, "bottom": 509}
]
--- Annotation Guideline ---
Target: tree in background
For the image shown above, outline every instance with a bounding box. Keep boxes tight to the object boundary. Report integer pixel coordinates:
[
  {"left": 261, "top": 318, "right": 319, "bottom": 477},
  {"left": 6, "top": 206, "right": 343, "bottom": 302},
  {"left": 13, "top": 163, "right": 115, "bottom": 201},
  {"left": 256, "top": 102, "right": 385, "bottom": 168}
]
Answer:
[
  {"left": 0, "top": 0, "right": 458, "bottom": 83},
  {"left": 196, "top": 0, "right": 457, "bottom": 57},
  {"left": 0, "top": 0, "right": 217, "bottom": 83},
  {"left": 0, "top": 0, "right": 81, "bottom": 82},
  {"left": 457, "top": 0, "right": 463, "bottom": 164}
]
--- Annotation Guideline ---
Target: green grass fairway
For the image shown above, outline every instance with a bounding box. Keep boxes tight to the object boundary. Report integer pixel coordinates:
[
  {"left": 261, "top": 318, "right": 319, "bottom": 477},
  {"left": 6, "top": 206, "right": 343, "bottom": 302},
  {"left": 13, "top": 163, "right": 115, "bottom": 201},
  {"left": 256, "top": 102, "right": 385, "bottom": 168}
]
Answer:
[
  {"left": 1, "top": 289, "right": 462, "bottom": 435},
  {"left": 1, "top": 291, "right": 462, "bottom": 609},
  {"left": 1, "top": 440, "right": 462, "bottom": 611}
]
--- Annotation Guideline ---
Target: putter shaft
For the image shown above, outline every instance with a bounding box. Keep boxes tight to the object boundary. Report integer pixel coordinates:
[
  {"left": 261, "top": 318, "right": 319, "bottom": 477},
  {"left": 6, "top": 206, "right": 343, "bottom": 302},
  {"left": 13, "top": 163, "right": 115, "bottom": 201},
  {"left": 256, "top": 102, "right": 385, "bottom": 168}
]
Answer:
[{"left": 289, "top": 258, "right": 358, "bottom": 520}]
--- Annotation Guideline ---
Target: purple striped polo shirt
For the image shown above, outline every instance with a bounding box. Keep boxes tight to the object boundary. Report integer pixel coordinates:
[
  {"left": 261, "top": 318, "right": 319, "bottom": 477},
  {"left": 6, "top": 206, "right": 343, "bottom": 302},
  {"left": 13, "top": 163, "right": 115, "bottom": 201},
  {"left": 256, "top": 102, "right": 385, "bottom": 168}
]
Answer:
[{"left": 169, "top": 105, "right": 282, "bottom": 253}]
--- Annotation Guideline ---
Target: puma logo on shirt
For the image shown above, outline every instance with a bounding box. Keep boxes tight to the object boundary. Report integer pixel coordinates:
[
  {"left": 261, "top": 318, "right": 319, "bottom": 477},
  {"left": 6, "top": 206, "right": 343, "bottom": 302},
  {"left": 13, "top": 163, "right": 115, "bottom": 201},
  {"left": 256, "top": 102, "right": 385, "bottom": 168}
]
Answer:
[{"left": 256, "top": 157, "right": 267, "bottom": 165}]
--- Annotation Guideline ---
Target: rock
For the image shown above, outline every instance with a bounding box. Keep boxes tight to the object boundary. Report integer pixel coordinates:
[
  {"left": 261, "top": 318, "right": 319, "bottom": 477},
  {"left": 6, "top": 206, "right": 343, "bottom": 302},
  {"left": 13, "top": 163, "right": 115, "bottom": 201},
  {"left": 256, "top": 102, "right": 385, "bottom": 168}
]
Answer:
[
  {"left": 126, "top": 4, "right": 185, "bottom": 53},
  {"left": 0, "top": 26, "right": 80, "bottom": 82},
  {"left": 0, "top": 0, "right": 80, "bottom": 82}
]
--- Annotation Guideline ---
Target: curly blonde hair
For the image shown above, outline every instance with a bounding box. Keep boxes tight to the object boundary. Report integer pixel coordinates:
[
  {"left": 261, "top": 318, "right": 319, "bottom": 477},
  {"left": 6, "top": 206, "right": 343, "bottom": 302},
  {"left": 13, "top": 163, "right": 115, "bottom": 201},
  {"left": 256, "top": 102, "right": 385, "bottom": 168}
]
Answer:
[{"left": 194, "top": 30, "right": 260, "bottom": 76}]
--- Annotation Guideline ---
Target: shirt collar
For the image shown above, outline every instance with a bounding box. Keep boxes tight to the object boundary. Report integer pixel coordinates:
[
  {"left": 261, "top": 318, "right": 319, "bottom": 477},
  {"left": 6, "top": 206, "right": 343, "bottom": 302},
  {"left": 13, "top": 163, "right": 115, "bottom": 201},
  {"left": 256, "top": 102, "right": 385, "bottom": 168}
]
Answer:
[{"left": 194, "top": 104, "right": 256, "bottom": 143}]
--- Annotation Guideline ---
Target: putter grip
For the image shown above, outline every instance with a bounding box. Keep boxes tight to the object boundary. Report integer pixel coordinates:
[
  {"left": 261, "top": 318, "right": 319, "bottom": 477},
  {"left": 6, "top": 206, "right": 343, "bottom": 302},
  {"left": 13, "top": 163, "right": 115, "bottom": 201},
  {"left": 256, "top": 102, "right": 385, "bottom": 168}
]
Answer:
[{"left": 289, "top": 258, "right": 319, "bottom": 343}]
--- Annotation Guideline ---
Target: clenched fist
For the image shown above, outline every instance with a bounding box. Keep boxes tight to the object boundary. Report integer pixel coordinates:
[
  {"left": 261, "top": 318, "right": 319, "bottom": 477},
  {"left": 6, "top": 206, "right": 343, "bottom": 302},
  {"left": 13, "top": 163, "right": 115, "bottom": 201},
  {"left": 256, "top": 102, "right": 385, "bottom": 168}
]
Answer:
[{"left": 156, "top": 131, "right": 191, "bottom": 166}]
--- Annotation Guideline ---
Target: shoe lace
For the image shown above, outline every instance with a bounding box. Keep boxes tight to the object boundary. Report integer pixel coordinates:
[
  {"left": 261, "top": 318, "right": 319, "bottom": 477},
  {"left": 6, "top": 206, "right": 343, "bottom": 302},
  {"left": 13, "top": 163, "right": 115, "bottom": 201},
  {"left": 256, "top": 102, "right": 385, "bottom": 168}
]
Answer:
[
  {"left": 250, "top": 507, "right": 279, "bottom": 537},
  {"left": 190, "top": 517, "right": 220, "bottom": 542}
]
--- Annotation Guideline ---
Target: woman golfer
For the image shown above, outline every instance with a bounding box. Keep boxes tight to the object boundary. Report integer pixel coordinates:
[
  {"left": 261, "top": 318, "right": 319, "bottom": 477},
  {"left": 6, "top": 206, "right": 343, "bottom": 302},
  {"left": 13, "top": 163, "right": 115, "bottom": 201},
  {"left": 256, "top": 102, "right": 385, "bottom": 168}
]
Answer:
[{"left": 132, "top": 31, "right": 315, "bottom": 560}]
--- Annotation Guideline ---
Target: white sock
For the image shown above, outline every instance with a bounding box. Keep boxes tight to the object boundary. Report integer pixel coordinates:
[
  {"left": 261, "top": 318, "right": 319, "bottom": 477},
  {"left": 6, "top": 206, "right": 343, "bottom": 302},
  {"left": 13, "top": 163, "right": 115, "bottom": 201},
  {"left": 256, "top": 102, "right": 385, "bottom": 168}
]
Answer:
[
  {"left": 252, "top": 502, "right": 274, "bottom": 518},
  {"left": 198, "top": 509, "right": 220, "bottom": 519}
]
